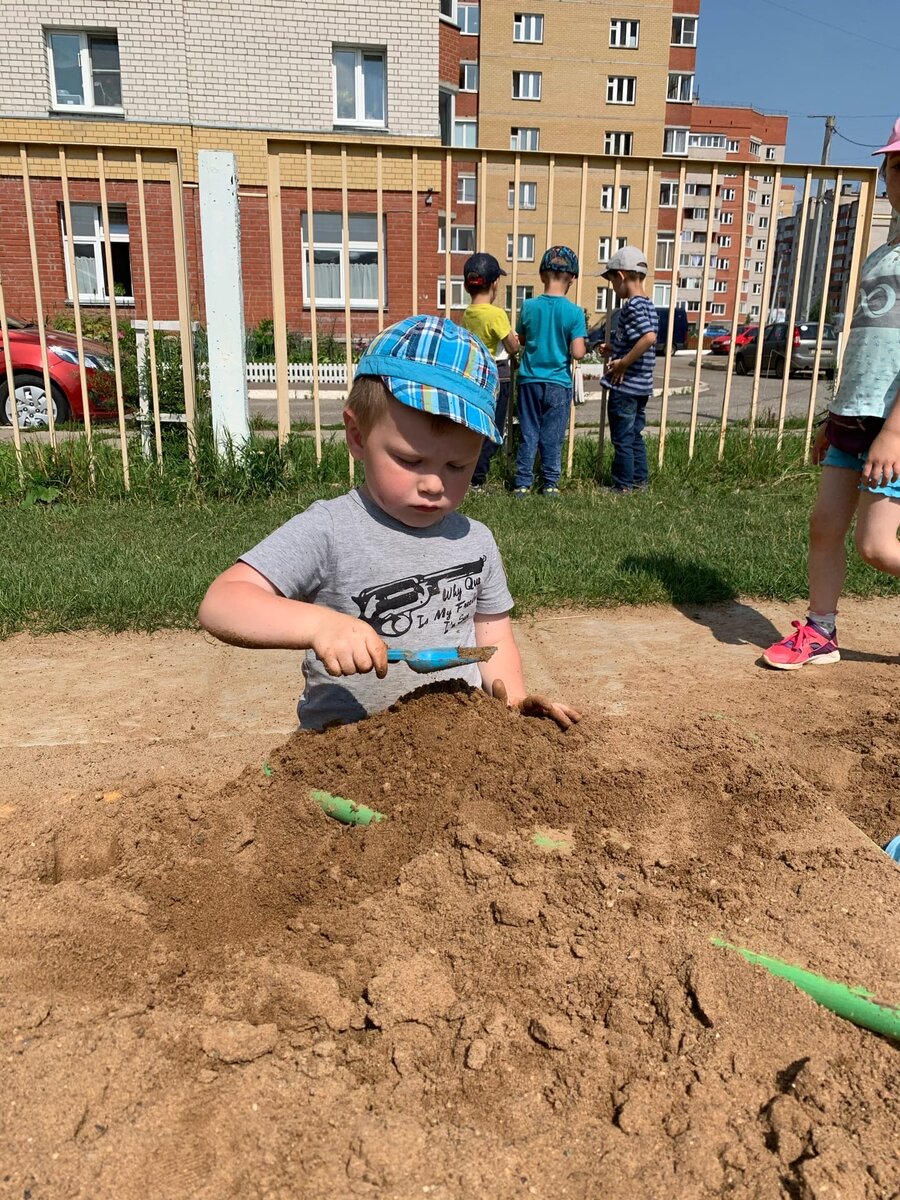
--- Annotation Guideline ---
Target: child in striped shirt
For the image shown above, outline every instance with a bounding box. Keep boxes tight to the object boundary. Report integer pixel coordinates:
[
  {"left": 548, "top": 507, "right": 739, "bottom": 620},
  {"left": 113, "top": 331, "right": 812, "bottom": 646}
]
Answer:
[{"left": 599, "top": 246, "right": 658, "bottom": 494}]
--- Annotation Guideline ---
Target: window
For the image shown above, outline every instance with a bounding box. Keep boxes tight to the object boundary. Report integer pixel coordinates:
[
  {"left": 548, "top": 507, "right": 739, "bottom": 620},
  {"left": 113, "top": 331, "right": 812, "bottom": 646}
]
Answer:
[
  {"left": 600, "top": 184, "right": 631, "bottom": 211},
  {"left": 332, "top": 47, "right": 386, "bottom": 126},
  {"left": 743, "top": 258, "right": 751, "bottom": 270},
  {"left": 302, "top": 213, "right": 384, "bottom": 309},
  {"left": 667, "top": 73, "right": 694, "bottom": 103},
  {"left": 759, "top": 216, "right": 769, "bottom": 229},
  {"left": 717, "top": 234, "right": 732, "bottom": 247},
  {"left": 655, "top": 234, "right": 675, "bottom": 270},
  {"left": 713, "top": 280, "right": 728, "bottom": 292},
  {"left": 749, "top": 139, "right": 761, "bottom": 156},
  {"left": 508, "top": 181, "right": 537, "bottom": 209},
  {"left": 607, "top": 76, "right": 636, "bottom": 104},
  {"left": 752, "top": 282, "right": 763, "bottom": 294},
  {"left": 604, "top": 131, "right": 633, "bottom": 156},
  {"left": 505, "top": 284, "right": 534, "bottom": 307},
  {"left": 513, "top": 12, "right": 543, "bottom": 42},
  {"left": 719, "top": 211, "right": 734, "bottom": 225},
  {"left": 686, "top": 300, "right": 701, "bottom": 312},
  {"left": 457, "top": 174, "right": 477, "bottom": 204},
  {"left": 595, "top": 287, "right": 610, "bottom": 312},
  {"left": 46, "top": 30, "right": 122, "bottom": 112},
  {"left": 720, "top": 188, "right": 736, "bottom": 202},
  {"left": 439, "top": 0, "right": 456, "bottom": 20},
  {"left": 727, "top": 138, "right": 740, "bottom": 153},
  {"left": 766, "top": 146, "right": 777, "bottom": 161},
  {"left": 755, "top": 238, "right": 766, "bottom": 251},
  {"left": 671, "top": 15, "right": 698, "bottom": 46},
  {"left": 510, "top": 126, "right": 540, "bottom": 151},
  {"left": 609, "top": 18, "right": 640, "bottom": 48},
  {"left": 664, "top": 127, "right": 688, "bottom": 155},
  {"left": 459, "top": 61, "right": 478, "bottom": 91},
  {"left": 512, "top": 71, "right": 541, "bottom": 100},
  {"left": 60, "top": 202, "right": 132, "bottom": 302},
  {"left": 439, "top": 88, "right": 454, "bottom": 146},
  {"left": 760, "top": 192, "right": 771, "bottom": 206},
  {"left": 659, "top": 180, "right": 679, "bottom": 207},
  {"left": 762, "top": 174, "right": 774, "bottom": 183},
  {"left": 709, "top": 303, "right": 726, "bottom": 315},
  {"left": 754, "top": 260, "right": 764, "bottom": 273},
  {"left": 506, "top": 233, "right": 535, "bottom": 261},
  {"left": 750, "top": 304, "right": 760, "bottom": 317},
  {"left": 680, "top": 253, "right": 705, "bottom": 267},
  {"left": 438, "top": 222, "right": 476, "bottom": 254},
  {"left": 453, "top": 118, "right": 477, "bottom": 148},
  {"left": 717, "top": 258, "right": 730, "bottom": 270},
  {"left": 458, "top": 3, "right": 479, "bottom": 34},
  {"left": 653, "top": 282, "right": 671, "bottom": 307},
  {"left": 437, "top": 276, "right": 467, "bottom": 309},
  {"left": 682, "top": 277, "right": 700, "bottom": 290},
  {"left": 683, "top": 207, "right": 707, "bottom": 220},
  {"left": 598, "top": 235, "right": 628, "bottom": 261},
  {"left": 689, "top": 134, "right": 726, "bottom": 150}
]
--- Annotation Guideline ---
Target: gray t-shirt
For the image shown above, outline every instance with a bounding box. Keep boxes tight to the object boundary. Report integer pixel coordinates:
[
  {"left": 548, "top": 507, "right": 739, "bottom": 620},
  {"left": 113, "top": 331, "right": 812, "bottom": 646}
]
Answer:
[{"left": 240, "top": 488, "right": 514, "bottom": 729}]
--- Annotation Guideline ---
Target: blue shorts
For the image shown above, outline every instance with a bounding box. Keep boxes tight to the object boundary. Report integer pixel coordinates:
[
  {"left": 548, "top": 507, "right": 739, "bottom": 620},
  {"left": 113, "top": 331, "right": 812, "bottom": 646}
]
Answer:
[{"left": 822, "top": 444, "right": 900, "bottom": 500}]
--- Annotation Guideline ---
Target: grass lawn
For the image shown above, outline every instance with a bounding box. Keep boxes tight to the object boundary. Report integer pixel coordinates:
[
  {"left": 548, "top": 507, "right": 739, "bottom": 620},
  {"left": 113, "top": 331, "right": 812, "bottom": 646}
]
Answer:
[{"left": 2, "top": 430, "right": 899, "bottom": 636}]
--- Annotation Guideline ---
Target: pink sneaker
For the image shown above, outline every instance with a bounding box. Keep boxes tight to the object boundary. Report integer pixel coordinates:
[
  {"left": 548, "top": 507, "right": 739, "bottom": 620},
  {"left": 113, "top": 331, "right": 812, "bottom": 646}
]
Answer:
[{"left": 762, "top": 620, "right": 840, "bottom": 670}]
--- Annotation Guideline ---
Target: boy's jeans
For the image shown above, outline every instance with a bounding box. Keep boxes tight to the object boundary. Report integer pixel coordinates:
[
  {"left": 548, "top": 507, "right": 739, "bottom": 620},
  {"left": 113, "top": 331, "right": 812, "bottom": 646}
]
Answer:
[
  {"left": 514, "top": 380, "right": 572, "bottom": 490},
  {"left": 607, "top": 389, "right": 650, "bottom": 490},
  {"left": 472, "top": 379, "right": 510, "bottom": 486}
]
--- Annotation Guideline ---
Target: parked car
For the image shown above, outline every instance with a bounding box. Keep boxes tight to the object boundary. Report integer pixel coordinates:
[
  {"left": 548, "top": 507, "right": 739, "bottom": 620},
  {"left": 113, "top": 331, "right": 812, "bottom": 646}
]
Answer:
[
  {"left": 733, "top": 322, "right": 837, "bottom": 379},
  {"left": 697, "top": 323, "right": 731, "bottom": 340},
  {"left": 710, "top": 324, "right": 759, "bottom": 355},
  {"left": 586, "top": 304, "right": 688, "bottom": 355},
  {"left": 0, "top": 317, "right": 119, "bottom": 428}
]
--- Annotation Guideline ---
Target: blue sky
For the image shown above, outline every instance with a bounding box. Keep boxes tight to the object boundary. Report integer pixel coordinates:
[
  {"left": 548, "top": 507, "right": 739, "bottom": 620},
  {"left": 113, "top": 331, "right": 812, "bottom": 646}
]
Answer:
[{"left": 695, "top": 0, "right": 898, "bottom": 172}]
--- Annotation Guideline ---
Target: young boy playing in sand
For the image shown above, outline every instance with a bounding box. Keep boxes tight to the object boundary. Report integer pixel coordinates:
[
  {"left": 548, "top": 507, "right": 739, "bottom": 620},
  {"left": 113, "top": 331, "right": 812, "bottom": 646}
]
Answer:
[
  {"left": 513, "top": 246, "right": 587, "bottom": 497},
  {"left": 461, "top": 252, "right": 520, "bottom": 489},
  {"left": 598, "top": 246, "right": 658, "bottom": 494},
  {"left": 199, "top": 315, "right": 580, "bottom": 731}
]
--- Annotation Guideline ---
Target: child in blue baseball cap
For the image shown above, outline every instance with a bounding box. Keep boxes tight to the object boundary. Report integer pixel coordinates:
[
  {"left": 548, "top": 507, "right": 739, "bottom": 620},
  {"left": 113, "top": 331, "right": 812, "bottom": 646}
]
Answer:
[{"left": 200, "top": 314, "right": 580, "bottom": 731}]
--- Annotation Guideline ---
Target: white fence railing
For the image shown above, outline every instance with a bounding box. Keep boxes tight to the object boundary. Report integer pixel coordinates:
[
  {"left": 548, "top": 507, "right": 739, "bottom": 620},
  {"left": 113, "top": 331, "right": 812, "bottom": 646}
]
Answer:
[{"left": 245, "top": 361, "right": 348, "bottom": 386}]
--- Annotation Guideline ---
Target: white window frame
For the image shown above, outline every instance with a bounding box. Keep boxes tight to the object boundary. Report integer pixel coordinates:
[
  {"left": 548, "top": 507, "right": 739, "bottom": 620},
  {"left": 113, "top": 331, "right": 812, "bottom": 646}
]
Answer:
[
  {"left": 301, "top": 212, "right": 385, "bottom": 310},
  {"left": 717, "top": 234, "right": 732, "bottom": 247},
  {"left": 506, "top": 232, "right": 535, "bottom": 261},
  {"left": 689, "top": 134, "right": 727, "bottom": 150},
  {"left": 727, "top": 138, "right": 740, "bottom": 152},
  {"left": 713, "top": 280, "right": 728, "bottom": 293},
  {"left": 505, "top": 283, "right": 534, "bottom": 307},
  {"left": 686, "top": 300, "right": 701, "bottom": 312},
  {"left": 749, "top": 139, "right": 761, "bottom": 156},
  {"left": 752, "top": 282, "right": 763, "bottom": 295},
  {"left": 609, "top": 18, "right": 640, "bottom": 48},
  {"left": 760, "top": 192, "right": 772, "bottom": 206},
  {"left": 60, "top": 201, "right": 133, "bottom": 303},
  {"left": 607, "top": 75, "right": 636, "bottom": 105},
  {"left": 598, "top": 235, "right": 628, "bottom": 262},
  {"left": 756, "top": 238, "right": 766, "bottom": 251},
  {"left": 709, "top": 303, "right": 726, "bottom": 316},
  {"left": 653, "top": 282, "right": 671, "bottom": 307},
  {"left": 46, "top": 29, "right": 123, "bottom": 114},
  {"left": 595, "top": 286, "right": 610, "bottom": 312},
  {"left": 458, "top": 3, "right": 480, "bottom": 35},
  {"left": 655, "top": 233, "right": 675, "bottom": 271},
  {"left": 659, "top": 180, "right": 679, "bottom": 207},
  {"left": 510, "top": 126, "right": 540, "bottom": 151},
  {"left": 671, "top": 15, "right": 698, "bottom": 46},
  {"left": 717, "top": 258, "right": 730, "bottom": 270},
  {"left": 512, "top": 71, "right": 542, "bottom": 101},
  {"left": 453, "top": 118, "right": 477, "bottom": 148},
  {"left": 754, "top": 260, "right": 764, "bottom": 273},
  {"left": 600, "top": 184, "right": 631, "bottom": 212},
  {"left": 758, "top": 216, "right": 769, "bottom": 229},
  {"left": 718, "top": 211, "right": 734, "bottom": 225},
  {"left": 667, "top": 72, "right": 694, "bottom": 103},
  {"left": 437, "top": 276, "right": 467, "bottom": 309},
  {"left": 664, "top": 127, "right": 689, "bottom": 155},
  {"left": 332, "top": 46, "right": 387, "bottom": 128},
  {"left": 457, "top": 173, "right": 477, "bottom": 204},
  {"left": 439, "top": 0, "right": 457, "bottom": 23},
  {"left": 508, "top": 180, "right": 537, "bottom": 210},
  {"left": 720, "top": 188, "right": 736, "bottom": 202},
  {"left": 766, "top": 146, "right": 777, "bottom": 161},
  {"left": 438, "top": 222, "right": 476, "bottom": 254},
  {"left": 459, "top": 61, "right": 479, "bottom": 92},
  {"left": 513, "top": 12, "right": 544, "bottom": 42},
  {"left": 604, "top": 131, "right": 633, "bottom": 156}
]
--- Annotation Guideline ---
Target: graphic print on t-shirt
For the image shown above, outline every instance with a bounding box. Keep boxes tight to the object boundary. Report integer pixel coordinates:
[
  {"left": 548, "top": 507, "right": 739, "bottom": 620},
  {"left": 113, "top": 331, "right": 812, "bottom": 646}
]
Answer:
[{"left": 352, "top": 557, "right": 486, "bottom": 637}]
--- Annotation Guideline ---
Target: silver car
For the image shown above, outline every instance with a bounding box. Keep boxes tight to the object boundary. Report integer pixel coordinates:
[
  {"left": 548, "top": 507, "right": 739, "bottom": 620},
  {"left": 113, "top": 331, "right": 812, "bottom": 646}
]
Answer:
[{"left": 734, "top": 322, "right": 837, "bottom": 379}]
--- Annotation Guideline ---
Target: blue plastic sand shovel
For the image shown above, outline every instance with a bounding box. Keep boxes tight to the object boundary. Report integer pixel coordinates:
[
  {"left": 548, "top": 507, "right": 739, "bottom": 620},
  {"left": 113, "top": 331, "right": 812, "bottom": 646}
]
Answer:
[{"left": 386, "top": 646, "right": 497, "bottom": 674}]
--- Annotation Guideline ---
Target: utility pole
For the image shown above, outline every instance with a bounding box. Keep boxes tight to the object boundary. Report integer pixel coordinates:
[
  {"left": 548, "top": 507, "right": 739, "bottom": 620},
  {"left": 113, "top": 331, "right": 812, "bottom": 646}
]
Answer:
[{"left": 801, "top": 114, "right": 835, "bottom": 320}]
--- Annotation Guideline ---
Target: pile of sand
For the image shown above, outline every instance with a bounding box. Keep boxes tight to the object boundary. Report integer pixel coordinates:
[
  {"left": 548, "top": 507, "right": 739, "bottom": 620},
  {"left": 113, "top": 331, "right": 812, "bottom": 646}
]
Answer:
[{"left": 2, "top": 683, "right": 898, "bottom": 1198}]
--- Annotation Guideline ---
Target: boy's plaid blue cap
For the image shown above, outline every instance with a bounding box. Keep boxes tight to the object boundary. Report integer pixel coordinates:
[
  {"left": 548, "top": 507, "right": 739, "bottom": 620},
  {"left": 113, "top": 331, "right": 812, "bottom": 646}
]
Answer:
[
  {"left": 540, "top": 245, "right": 579, "bottom": 277},
  {"left": 355, "top": 315, "right": 501, "bottom": 444}
]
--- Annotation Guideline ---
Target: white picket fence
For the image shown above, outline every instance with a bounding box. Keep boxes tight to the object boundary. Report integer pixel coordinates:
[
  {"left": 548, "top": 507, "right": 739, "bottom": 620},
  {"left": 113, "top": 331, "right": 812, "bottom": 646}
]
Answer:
[{"left": 245, "top": 361, "right": 348, "bottom": 385}]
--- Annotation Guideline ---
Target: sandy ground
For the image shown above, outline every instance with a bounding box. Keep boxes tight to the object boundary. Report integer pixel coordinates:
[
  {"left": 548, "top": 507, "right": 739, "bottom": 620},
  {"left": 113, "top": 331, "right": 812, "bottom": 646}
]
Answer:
[{"left": 3, "top": 602, "right": 900, "bottom": 1200}]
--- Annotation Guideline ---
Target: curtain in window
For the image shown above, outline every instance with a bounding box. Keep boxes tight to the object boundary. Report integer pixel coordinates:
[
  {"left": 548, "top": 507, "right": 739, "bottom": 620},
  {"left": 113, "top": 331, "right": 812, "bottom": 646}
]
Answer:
[
  {"left": 349, "top": 252, "right": 378, "bottom": 301},
  {"left": 75, "top": 248, "right": 99, "bottom": 296},
  {"left": 313, "top": 250, "right": 341, "bottom": 301}
]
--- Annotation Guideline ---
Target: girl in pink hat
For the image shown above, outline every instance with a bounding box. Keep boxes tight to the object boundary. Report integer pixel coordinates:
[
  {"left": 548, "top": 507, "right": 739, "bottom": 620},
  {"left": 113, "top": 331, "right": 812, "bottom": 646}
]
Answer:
[{"left": 764, "top": 119, "right": 900, "bottom": 668}]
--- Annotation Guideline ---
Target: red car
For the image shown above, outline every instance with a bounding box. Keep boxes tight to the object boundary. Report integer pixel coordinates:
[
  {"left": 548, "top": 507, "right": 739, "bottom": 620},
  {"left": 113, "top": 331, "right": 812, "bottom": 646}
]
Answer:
[
  {"left": 0, "top": 316, "right": 119, "bottom": 428},
  {"left": 710, "top": 324, "right": 759, "bottom": 356}
]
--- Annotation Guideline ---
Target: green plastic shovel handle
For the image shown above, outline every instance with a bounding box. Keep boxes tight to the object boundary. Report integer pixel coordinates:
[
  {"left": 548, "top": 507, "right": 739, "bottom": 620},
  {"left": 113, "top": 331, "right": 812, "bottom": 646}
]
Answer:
[
  {"left": 310, "top": 788, "right": 385, "bottom": 827},
  {"left": 712, "top": 937, "right": 900, "bottom": 1041}
]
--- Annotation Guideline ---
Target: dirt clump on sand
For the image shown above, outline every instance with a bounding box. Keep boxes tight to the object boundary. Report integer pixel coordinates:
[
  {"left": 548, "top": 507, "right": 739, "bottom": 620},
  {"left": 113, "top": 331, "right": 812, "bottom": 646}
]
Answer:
[{"left": 2, "top": 681, "right": 899, "bottom": 1199}]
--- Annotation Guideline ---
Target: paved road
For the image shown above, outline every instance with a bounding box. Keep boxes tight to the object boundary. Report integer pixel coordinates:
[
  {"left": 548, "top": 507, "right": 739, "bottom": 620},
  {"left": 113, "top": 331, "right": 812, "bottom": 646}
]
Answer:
[{"left": 1, "top": 354, "right": 831, "bottom": 445}]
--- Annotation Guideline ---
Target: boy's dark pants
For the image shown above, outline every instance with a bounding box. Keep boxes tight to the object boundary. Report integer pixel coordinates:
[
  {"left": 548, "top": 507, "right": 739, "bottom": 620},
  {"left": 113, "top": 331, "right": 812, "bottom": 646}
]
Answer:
[
  {"left": 514, "top": 380, "right": 572, "bottom": 490},
  {"left": 607, "top": 389, "right": 650, "bottom": 490},
  {"left": 472, "top": 379, "right": 510, "bottom": 486}
]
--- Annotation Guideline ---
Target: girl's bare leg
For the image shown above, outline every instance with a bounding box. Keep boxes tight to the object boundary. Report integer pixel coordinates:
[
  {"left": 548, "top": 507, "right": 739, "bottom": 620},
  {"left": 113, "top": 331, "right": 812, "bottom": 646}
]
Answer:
[
  {"left": 808, "top": 467, "right": 862, "bottom": 614},
  {"left": 854, "top": 490, "right": 900, "bottom": 576}
]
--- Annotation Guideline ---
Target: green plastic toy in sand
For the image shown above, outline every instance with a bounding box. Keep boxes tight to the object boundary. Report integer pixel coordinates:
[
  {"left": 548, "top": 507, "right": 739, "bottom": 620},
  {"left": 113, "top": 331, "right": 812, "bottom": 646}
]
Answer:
[{"left": 310, "top": 789, "right": 384, "bottom": 827}]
